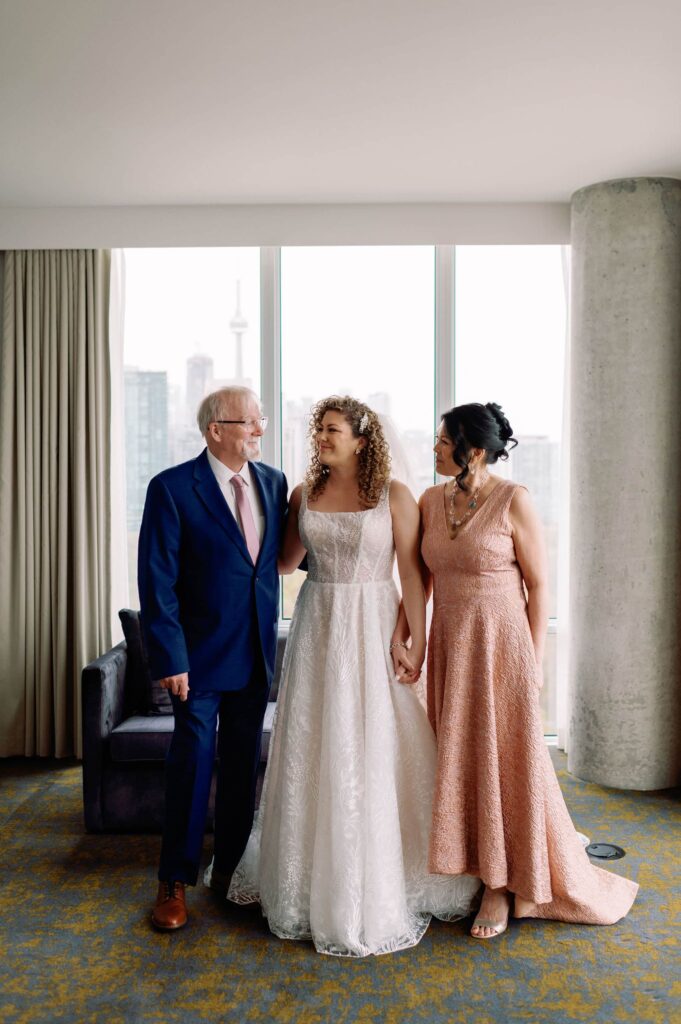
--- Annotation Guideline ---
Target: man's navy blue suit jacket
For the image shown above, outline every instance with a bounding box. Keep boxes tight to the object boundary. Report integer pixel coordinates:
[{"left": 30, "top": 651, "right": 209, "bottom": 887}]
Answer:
[{"left": 138, "top": 448, "right": 288, "bottom": 692}]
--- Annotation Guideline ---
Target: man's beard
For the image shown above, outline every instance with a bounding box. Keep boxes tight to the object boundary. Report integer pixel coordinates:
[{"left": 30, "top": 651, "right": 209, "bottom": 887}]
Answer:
[{"left": 240, "top": 440, "right": 261, "bottom": 462}]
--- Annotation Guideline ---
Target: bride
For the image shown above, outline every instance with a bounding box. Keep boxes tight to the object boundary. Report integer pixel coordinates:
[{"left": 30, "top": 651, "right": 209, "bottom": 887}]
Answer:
[{"left": 207, "top": 395, "right": 479, "bottom": 956}]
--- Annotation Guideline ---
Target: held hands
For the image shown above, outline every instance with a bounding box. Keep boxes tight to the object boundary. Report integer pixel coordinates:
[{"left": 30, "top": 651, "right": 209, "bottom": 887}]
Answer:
[
  {"left": 158, "top": 672, "right": 190, "bottom": 701},
  {"left": 391, "top": 641, "right": 425, "bottom": 685}
]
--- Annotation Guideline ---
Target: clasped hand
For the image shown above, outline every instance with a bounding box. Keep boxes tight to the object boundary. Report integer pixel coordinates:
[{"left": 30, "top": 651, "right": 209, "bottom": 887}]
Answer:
[{"left": 391, "top": 643, "right": 424, "bottom": 685}]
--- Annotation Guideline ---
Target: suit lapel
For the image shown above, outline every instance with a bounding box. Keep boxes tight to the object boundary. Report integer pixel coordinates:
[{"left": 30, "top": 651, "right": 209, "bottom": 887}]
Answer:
[
  {"left": 192, "top": 450, "right": 252, "bottom": 564},
  {"left": 250, "top": 461, "right": 276, "bottom": 565}
]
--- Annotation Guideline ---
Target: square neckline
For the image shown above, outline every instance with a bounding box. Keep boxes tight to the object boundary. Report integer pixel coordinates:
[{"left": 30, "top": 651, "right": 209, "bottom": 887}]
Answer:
[{"left": 302, "top": 483, "right": 388, "bottom": 516}]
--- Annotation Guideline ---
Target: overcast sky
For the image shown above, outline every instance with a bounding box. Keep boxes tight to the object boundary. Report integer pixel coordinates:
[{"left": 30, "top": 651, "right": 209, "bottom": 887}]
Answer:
[{"left": 123, "top": 244, "right": 567, "bottom": 440}]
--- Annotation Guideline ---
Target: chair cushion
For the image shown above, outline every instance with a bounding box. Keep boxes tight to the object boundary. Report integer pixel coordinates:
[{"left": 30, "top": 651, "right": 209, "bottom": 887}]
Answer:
[
  {"left": 110, "top": 702, "right": 277, "bottom": 762},
  {"left": 110, "top": 714, "right": 175, "bottom": 761},
  {"left": 118, "top": 608, "right": 173, "bottom": 715}
]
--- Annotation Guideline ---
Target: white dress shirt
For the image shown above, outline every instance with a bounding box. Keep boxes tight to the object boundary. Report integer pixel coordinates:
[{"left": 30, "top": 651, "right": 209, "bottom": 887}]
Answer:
[{"left": 206, "top": 448, "right": 265, "bottom": 544}]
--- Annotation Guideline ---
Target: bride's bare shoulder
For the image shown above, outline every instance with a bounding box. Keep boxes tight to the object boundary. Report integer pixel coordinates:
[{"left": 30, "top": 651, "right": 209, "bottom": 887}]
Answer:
[
  {"left": 388, "top": 479, "right": 414, "bottom": 499},
  {"left": 388, "top": 479, "right": 418, "bottom": 508}
]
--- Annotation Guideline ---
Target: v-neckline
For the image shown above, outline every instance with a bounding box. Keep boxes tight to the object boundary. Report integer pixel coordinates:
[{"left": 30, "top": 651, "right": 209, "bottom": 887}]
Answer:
[{"left": 441, "top": 480, "right": 505, "bottom": 541}]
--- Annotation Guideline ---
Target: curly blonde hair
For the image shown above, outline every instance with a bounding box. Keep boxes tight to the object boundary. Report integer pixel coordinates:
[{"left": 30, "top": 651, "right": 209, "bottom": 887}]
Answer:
[{"left": 306, "top": 395, "right": 391, "bottom": 507}]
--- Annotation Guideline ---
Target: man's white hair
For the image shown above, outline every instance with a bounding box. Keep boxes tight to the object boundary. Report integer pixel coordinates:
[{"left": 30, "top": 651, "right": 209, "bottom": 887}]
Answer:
[{"left": 196, "top": 386, "right": 261, "bottom": 435}]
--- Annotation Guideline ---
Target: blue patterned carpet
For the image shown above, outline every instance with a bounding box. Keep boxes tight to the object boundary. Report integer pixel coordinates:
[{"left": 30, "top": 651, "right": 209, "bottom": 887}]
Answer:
[{"left": 0, "top": 750, "right": 679, "bottom": 1024}]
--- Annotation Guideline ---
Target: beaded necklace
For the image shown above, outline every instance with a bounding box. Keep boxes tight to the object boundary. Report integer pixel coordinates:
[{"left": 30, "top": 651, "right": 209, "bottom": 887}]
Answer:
[{"left": 448, "top": 472, "right": 489, "bottom": 533}]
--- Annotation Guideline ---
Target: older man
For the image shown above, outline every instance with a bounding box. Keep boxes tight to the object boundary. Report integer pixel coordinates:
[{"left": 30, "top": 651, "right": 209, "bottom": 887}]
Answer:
[{"left": 138, "top": 386, "right": 287, "bottom": 929}]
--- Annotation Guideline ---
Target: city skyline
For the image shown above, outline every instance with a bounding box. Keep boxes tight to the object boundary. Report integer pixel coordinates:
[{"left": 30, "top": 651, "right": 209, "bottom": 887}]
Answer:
[
  {"left": 124, "top": 357, "right": 561, "bottom": 598},
  {"left": 121, "top": 245, "right": 566, "bottom": 734},
  {"left": 123, "top": 246, "right": 567, "bottom": 441}
]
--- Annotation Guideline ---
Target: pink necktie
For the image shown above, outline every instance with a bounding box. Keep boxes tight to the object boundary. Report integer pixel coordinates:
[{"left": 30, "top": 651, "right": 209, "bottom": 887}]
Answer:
[{"left": 230, "top": 474, "right": 260, "bottom": 564}]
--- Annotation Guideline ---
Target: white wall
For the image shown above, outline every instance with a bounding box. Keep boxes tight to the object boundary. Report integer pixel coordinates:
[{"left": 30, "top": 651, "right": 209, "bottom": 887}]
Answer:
[{"left": 0, "top": 203, "right": 570, "bottom": 248}]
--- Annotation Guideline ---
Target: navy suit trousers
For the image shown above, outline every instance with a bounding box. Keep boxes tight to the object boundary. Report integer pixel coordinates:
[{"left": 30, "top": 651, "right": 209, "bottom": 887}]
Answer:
[{"left": 158, "top": 662, "right": 269, "bottom": 886}]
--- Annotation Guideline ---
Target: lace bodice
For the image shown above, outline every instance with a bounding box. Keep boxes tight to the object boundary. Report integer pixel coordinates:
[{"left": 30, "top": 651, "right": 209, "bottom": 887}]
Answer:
[{"left": 299, "top": 485, "right": 394, "bottom": 584}]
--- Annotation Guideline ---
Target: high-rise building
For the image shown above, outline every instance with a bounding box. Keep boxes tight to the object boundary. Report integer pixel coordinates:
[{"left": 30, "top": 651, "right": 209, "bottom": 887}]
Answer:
[
  {"left": 509, "top": 436, "right": 560, "bottom": 523},
  {"left": 124, "top": 368, "right": 169, "bottom": 531},
  {"left": 367, "top": 391, "right": 392, "bottom": 417},
  {"left": 508, "top": 435, "right": 561, "bottom": 614},
  {"left": 283, "top": 397, "right": 314, "bottom": 484},
  {"left": 171, "top": 424, "right": 204, "bottom": 466},
  {"left": 230, "top": 281, "right": 248, "bottom": 383},
  {"left": 401, "top": 428, "right": 435, "bottom": 495},
  {"left": 186, "top": 354, "right": 214, "bottom": 425}
]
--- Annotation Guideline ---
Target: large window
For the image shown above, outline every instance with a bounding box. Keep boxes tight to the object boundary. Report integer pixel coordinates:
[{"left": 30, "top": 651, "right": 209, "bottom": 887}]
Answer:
[
  {"left": 455, "top": 246, "right": 568, "bottom": 731},
  {"left": 121, "top": 244, "right": 567, "bottom": 734},
  {"left": 280, "top": 246, "right": 436, "bottom": 615},
  {"left": 123, "top": 248, "right": 260, "bottom": 599}
]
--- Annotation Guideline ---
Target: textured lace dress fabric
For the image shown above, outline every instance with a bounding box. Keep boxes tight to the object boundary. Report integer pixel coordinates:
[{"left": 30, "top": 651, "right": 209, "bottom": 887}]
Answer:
[
  {"left": 213, "top": 484, "right": 480, "bottom": 956},
  {"left": 421, "top": 480, "right": 638, "bottom": 924}
]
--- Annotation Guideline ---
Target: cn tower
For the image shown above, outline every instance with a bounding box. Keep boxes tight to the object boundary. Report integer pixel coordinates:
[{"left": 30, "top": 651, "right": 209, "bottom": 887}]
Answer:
[{"left": 230, "top": 280, "right": 248, "bottom": 382}]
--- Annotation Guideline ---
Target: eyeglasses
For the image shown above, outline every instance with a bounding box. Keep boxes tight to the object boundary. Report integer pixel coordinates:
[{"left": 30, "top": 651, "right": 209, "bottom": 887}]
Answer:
[{"left": 214, "top": 417, "right": 269, "bottom": 430}]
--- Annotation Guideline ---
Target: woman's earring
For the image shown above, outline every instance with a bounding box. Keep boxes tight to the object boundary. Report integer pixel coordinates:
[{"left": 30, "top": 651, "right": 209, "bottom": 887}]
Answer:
[
  {"left": 469, "top": 462, "right": 476, "bottom": 476},
  {"left": 354, "top": 448, "right": 362, "bottom": 455}
]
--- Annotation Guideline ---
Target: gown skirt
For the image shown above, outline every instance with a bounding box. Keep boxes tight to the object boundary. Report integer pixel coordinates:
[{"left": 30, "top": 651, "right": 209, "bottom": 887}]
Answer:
[
  {"left": 421, "top": 479, "right": 639, "bottom": 925},
  {"left": 210, "top": 485, "right": 480, "bottom": 956}
]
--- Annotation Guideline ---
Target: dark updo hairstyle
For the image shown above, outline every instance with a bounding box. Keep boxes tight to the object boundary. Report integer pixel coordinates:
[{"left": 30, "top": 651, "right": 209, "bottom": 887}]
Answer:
[{"left": 440, "top": 402, "right": 517, "bottom": 491}]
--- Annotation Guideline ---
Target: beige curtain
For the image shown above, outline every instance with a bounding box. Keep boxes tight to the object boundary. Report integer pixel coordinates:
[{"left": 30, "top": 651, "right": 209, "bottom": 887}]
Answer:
[{"left": 0, "top": 250, "right": 112, "bottom": 758}]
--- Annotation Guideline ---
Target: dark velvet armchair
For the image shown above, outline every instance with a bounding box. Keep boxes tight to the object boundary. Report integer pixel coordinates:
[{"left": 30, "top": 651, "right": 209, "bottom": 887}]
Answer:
[{"left": 81, "top": 616, "right": 287, "bottom": 833}]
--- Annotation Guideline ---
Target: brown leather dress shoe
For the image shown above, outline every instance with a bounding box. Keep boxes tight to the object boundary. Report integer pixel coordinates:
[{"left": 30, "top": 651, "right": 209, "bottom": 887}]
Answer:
[{"left": 152, "top": 881, "right": 187, "bottom": 930}]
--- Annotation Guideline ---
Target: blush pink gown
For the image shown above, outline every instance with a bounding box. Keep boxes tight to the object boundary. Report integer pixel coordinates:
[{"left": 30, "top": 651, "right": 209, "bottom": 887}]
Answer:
[{"left": 421, "top": 479, "right": 638, "bottom": 924}]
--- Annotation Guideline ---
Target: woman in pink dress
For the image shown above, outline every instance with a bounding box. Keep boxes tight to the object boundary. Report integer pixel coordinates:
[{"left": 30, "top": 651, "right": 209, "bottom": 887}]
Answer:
[{"left": 409, "top": 401, "right": 638, "bottom": 939}]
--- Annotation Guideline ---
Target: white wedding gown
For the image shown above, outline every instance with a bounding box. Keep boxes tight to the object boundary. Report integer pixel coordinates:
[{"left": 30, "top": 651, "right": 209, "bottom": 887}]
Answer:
[{"left": 206, "top": 484, "right": 479, "bottom": 956}]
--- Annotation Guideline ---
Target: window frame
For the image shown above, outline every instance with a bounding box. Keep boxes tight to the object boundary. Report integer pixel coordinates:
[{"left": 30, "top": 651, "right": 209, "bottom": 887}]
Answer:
[
  {"left": 256, "top": 244, "right": 561, "bottom": 736},
  {"left": 119, "top": 244, "right": 564, "bottom": 727}
]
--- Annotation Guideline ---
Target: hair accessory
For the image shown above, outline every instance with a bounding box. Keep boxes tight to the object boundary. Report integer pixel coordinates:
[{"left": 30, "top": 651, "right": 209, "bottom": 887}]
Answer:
[{"left": 359, "top": 412, "right": 369, "bottom": 433}]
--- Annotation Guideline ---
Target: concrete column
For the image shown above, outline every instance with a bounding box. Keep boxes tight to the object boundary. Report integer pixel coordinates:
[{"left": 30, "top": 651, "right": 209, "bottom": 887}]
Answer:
[{"left": 569, "top": 177, "right": 681, "bottom": 790}]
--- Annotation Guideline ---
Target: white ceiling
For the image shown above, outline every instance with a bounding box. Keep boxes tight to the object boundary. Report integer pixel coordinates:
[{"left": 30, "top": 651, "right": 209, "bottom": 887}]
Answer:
[{"left": 1, "top": 0, "right": 680, "bottom": 207}]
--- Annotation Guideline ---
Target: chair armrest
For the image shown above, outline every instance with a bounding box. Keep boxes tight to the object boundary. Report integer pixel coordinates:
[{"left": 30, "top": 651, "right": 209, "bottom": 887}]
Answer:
[{"left": 81, "top": 641, "right": 128, "bottom": 832}]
